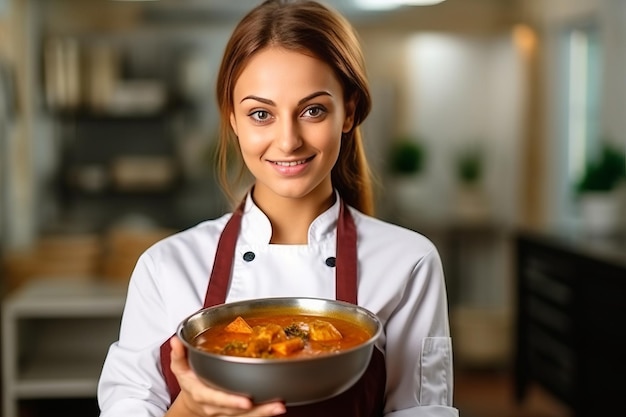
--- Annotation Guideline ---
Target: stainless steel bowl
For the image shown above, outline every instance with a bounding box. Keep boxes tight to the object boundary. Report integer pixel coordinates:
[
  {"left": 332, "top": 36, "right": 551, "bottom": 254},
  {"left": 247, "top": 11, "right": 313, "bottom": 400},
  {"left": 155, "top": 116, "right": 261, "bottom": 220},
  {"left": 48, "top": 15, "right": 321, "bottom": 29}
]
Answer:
[{"left": 176, "top": 297, "right": 382, "bottom": 405}]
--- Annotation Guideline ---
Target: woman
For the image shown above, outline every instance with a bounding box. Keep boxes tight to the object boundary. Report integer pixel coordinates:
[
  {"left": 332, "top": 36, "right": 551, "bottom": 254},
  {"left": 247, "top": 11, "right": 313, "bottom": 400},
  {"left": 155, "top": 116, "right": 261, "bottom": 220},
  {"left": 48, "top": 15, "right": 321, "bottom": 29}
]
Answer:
[{"left": 97, "top": 1, "right": 458, "bottom": 416}]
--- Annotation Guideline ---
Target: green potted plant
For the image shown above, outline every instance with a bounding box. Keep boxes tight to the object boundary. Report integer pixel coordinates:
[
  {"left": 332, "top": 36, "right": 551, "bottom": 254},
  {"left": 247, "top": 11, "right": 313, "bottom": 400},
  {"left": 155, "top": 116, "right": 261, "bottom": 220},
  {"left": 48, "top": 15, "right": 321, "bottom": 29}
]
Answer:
[
  {"left": 454, "top": 144, "right": 489, "bottom": 221},
  {"left": 387, "top": 136, "right": 427, "bottom": 216},
  {"left": 456, "top": 146, "right": 484, "bottom": 186},
  {"left": 388, "top": 137, "right": 425, "bottom": 177},
  {"left": 575, "top": 141, "right": 626, "bottom": 234},
  {"left": 576, "top": 143, "right": 626, "bottom": 193}
]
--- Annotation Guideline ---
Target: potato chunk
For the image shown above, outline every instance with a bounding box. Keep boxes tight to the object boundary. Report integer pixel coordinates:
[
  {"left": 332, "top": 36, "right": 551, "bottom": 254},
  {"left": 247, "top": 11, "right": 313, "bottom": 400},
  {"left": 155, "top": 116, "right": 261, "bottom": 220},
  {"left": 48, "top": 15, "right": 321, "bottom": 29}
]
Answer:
[
  {"left": 271, "top": 338, "right": 305, "bottom": 356},
  {"left": 224, "top": 316, "right": 253, "bottom": 334},
  {"left": 309, "top": 320, "right": 342, "bottom": 341}
]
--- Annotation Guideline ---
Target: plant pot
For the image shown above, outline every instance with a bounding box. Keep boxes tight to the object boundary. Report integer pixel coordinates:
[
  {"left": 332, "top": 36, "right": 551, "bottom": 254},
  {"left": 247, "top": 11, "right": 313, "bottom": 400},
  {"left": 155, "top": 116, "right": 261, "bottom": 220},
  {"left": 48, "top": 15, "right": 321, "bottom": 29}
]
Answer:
[
  {"left": 455, "top": 184, "right": 489, "bottom": 222},
  {"left": 578, "top": 191, "right": 621, "bottom": 235},
  {"left": 390, "top": 175, "right": 428, "bottom": 219}
]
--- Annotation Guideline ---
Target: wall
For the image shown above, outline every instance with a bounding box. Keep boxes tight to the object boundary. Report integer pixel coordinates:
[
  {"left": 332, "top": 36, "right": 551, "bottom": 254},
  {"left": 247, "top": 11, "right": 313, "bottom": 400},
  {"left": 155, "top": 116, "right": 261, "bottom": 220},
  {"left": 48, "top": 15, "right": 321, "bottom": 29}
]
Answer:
[{"left": 403, "top": 32, "right": 525, "bottom": 224}]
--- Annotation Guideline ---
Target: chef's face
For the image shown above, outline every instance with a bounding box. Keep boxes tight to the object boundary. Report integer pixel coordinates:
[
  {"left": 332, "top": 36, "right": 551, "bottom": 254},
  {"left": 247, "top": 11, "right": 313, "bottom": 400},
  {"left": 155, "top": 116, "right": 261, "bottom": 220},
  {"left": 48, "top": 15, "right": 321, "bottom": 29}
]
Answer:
[{"left": 230, "top": 46, "right": 354, "bottom": 204}]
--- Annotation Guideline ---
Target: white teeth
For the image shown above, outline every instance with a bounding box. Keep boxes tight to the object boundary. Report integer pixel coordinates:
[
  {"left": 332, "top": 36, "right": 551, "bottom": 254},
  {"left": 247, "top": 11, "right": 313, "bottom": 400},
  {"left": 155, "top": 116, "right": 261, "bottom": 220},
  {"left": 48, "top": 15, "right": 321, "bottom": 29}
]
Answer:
[{"left": 274, "top": 160, "right": 306, "bottom": 167}]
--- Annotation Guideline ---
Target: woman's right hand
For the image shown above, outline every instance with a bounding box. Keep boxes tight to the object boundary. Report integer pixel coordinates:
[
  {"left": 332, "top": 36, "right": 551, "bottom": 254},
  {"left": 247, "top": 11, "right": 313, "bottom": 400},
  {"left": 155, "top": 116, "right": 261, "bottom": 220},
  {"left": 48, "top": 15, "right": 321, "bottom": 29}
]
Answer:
[{"left": 166, "top": 336, "right": 286, "bottom": 417}]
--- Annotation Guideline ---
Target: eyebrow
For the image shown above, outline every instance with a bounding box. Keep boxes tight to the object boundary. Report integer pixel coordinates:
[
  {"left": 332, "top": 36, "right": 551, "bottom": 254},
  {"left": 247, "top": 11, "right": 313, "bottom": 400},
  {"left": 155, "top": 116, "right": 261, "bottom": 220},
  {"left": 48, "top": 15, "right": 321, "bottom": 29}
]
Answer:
[{"left": 240, "top": 91, "right": 332, "bottom": 106}]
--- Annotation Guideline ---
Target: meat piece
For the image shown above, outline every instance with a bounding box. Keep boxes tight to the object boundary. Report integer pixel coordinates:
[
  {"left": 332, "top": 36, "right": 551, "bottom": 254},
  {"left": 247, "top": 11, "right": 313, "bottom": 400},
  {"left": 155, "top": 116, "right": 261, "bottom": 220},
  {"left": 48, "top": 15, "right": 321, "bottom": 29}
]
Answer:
[
  {"left": 308, "top": 320, "right": 342, "bottom": 341},
  {"left": 271, "top": 338, "right": 305, "bottom": 356},
  {"left": 245, "top": 324, "right": 287, "bottom": 357},
  {"left": 224, "top": 316, "right": 253, "bottom": 334}
]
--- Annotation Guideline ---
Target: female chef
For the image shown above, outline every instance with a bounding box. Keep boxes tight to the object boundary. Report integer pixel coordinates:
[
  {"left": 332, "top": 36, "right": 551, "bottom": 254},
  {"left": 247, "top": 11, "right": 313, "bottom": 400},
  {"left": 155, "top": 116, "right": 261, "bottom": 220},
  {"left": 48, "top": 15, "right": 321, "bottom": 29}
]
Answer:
[{"left": 97, "top": 1, "right": 458, "bottom": 416}]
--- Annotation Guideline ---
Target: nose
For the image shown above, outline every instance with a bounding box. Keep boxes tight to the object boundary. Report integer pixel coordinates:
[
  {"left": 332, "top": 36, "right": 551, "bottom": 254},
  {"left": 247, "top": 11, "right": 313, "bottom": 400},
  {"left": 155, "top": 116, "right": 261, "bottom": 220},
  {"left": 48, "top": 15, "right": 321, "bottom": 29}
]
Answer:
[{"left": 275, "top": 117, "right": 303, "bottom": 153}]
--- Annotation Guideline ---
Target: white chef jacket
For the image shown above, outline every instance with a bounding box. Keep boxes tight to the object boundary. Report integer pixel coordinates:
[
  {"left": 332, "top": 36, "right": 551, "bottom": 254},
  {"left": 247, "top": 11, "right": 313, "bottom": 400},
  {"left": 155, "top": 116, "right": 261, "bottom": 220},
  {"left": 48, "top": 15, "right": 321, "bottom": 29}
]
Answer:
[{"left": 97, "top": 193, "right": 459, "bottom": 417}]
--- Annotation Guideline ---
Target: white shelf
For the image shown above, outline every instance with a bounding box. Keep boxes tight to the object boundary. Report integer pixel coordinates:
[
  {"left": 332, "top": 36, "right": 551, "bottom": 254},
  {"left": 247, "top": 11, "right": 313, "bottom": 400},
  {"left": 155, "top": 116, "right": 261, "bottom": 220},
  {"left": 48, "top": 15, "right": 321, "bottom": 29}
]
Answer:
[
  {"left": 16, "top": 355, "right": 104, "bottom": 398},
  {"left": 2, "top": 278, "right": 127, "bottom": 417},
  {"left": 3, "top": 278, "right": 127, "bottom": 317}
]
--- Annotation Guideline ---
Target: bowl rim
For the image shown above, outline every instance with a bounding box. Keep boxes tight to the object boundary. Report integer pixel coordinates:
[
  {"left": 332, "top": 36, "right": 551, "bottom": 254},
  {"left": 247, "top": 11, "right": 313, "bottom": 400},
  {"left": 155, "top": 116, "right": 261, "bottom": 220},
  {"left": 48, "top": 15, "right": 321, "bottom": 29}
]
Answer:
[{"left": 176, "top": 296, "right": 383, "bottom": 364}]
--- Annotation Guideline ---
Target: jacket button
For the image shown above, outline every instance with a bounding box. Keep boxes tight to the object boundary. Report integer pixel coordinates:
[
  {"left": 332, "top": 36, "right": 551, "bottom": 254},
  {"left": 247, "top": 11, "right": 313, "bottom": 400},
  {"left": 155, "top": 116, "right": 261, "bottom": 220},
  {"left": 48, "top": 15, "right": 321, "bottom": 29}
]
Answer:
[
  {"left": 243, "top": 251, "right": 255, "bottom": 262},
  {"left": 325, "top": 257, "right": 336, "bottom": 267}
]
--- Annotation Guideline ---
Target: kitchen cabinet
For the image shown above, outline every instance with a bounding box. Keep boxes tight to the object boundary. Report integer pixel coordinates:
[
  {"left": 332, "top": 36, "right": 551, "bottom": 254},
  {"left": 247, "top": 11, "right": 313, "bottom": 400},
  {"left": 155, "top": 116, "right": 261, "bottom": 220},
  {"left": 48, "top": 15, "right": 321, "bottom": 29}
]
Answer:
[
  {"left": 1, "top": 278, "right": 126, "bottom": 417},
  {"left": 514, "top": 229, "right": 626, "bottom": 417}
]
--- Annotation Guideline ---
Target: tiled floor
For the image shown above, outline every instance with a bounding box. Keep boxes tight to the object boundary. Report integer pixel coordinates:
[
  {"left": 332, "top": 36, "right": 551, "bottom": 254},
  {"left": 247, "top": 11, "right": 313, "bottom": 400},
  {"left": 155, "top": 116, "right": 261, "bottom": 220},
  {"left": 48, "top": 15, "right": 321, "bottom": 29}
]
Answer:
[{"left": 454, "top": 369, "right": 572, "bottom": 417}]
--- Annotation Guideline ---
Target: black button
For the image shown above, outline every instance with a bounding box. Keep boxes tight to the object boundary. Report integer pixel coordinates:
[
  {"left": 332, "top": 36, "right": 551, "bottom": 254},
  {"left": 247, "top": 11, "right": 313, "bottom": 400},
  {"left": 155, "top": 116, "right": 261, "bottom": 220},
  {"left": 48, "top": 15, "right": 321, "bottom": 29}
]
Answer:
[
  {"left": 243, "top": 251, "right": 255, "bottom": 262},
  {"left": 325, "top": 257, "right": 336, "bottom": 267}
]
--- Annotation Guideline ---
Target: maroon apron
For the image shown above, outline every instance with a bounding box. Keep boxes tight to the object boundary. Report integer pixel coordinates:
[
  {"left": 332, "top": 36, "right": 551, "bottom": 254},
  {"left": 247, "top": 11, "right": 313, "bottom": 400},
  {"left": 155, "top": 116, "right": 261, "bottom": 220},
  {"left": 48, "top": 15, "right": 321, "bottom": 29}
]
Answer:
[{"left": 160, "top": 199, "right": 386, "bottom": 416}]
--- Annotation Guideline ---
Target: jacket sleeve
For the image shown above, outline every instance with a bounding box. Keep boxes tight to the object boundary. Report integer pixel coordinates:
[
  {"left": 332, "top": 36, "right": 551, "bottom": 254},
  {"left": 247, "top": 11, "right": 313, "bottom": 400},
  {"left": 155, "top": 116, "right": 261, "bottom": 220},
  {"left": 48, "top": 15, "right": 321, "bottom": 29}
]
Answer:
[
  {"left": 383, "top": 247, "right": 459, "bottom": 417},
  {"left": 97, "top": 251, "right": 172, "bottom": 417}
]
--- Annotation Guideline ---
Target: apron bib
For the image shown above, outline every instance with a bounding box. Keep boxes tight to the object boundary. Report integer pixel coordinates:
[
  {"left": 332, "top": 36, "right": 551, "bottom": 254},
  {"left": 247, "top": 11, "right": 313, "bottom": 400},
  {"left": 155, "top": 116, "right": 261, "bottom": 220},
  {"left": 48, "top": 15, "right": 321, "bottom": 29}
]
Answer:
[{"left": 160, "top": 199, "right": 386, "bottom": 416}]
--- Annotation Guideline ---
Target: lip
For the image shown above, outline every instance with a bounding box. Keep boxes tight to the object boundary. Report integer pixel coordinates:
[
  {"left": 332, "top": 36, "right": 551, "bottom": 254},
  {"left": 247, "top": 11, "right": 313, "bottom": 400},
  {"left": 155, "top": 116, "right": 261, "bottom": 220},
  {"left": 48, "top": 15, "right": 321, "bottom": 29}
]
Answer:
[{"left": 268, "top": 156, "right": 314, "bottom": 176}]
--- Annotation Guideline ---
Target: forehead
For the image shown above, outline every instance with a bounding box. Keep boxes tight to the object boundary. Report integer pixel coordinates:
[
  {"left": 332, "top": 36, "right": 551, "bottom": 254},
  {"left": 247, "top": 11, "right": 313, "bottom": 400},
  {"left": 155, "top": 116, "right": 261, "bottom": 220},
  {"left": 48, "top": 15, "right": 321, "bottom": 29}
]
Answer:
[{"left": 233, "top": 47, "right": 344, "bottom": 100}]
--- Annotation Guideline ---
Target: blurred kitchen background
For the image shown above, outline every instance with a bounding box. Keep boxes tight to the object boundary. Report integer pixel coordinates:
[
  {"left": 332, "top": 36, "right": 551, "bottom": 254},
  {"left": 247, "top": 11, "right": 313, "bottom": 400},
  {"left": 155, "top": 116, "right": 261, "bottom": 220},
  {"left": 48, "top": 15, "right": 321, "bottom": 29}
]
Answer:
[{"left": 1, "top": 0, "right": 625, "bottom": 416}]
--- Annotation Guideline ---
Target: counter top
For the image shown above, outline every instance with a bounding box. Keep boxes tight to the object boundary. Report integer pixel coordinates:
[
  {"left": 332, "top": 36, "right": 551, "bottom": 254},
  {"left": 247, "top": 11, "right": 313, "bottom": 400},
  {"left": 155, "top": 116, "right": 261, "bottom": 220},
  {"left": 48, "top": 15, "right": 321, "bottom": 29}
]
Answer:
[{"left": 517, "top": 227, "right": 626, "bottom": 269}]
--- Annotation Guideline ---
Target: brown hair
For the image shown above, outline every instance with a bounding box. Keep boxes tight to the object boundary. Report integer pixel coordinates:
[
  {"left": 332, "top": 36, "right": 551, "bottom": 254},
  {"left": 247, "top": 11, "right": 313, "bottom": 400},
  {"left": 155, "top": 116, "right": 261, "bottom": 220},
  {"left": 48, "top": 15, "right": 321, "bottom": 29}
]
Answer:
[{"left": 215, "top": 0, "right": 374, "bottom": 215}]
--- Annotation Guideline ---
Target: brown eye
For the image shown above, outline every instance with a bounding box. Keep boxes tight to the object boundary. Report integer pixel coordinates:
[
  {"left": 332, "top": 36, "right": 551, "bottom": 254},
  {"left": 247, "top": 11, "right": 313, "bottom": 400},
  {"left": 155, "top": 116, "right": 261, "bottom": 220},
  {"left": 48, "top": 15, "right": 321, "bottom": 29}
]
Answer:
[
  {"left": 250, "top": 110, "right": 271, "bottom": 122},
  {"left": 303, "top": 105, "right": 326, "bottom": 119}
]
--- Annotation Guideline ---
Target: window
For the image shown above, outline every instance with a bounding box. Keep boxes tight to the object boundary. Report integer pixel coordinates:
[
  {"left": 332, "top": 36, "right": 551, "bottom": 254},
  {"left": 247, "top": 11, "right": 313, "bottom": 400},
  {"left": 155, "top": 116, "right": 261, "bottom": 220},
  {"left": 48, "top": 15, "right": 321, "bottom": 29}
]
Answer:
[{"left": 561, "top": 23, "right": 601, "bottom": 213}]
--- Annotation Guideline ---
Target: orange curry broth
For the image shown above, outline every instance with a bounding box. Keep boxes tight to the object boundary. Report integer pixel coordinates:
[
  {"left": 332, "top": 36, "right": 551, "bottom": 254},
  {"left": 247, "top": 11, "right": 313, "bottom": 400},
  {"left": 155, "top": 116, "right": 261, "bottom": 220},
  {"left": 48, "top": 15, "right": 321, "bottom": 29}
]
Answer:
[{"left": 192, "top": 314, "right": 371, "bottom": 359}]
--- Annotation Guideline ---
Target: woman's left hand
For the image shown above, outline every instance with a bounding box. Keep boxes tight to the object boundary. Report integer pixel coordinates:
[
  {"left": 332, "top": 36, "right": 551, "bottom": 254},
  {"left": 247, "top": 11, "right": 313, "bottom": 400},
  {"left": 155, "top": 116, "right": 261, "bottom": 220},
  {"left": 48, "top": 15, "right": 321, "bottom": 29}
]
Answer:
[{"left": 165, "top": 336, "right": 287, "bottom": 417}]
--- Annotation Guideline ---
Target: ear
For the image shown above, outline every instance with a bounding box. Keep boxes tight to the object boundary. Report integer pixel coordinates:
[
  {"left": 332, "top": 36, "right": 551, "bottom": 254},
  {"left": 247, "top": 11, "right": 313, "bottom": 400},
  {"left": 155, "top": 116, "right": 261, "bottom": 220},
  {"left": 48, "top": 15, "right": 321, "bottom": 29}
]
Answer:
[
  {"left": 230, "top": 112, "right": 238, "bottom": 136},
  {"left": 342, "top": 97, "right": 356, "bottom": 133}
]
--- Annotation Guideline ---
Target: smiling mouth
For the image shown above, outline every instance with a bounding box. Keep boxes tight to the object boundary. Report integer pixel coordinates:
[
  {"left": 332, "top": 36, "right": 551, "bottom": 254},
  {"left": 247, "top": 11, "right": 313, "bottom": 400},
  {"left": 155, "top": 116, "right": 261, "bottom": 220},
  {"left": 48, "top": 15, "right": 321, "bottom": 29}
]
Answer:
[{"left": 271, "top": 156, "right": 314, "bottom": 166}]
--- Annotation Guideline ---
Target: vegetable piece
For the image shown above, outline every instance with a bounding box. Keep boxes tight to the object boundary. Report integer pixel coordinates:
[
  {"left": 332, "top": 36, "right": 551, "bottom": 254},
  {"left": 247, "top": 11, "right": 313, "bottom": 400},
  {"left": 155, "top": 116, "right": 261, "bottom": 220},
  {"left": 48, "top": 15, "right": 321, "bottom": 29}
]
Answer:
[
  {"left": 271, "top": 338, "right": 305, "bottom": 356},
  {"left": 284, "top": 322, "right": 309, "bottom": 340},
  {"left": 224, "top": 316, "right": 253, "bottom": 334},
  {"left": 309, "top": 320, "right": 342, "bottom": 341},
  {"left": 221, "top": 341, "right": 248, "bottom": 356}
]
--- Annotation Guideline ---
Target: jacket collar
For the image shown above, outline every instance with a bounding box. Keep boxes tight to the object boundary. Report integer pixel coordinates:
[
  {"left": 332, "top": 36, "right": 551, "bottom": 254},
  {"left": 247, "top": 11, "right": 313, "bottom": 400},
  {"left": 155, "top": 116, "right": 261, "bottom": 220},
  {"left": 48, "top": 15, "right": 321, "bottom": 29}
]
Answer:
[{"left": 239, "top": 191, "right": 341, "bottom": 244}]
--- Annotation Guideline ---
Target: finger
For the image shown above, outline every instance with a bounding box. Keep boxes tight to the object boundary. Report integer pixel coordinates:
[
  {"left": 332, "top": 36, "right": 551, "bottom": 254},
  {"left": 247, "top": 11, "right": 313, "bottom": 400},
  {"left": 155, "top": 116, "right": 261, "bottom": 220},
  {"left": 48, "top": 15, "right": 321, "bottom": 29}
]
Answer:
[
  {"left": 170, "top": 336, "right": 192, "bottom": 375},
  {"left": 246, "top": 401, "right": 286, "bottom": 416},
  {"left": 201, "top": 400, "right": 285, "bottom": 417},
  {"left": 196, "top": 386, "right": 254, "bottom": 410},
  {"left": 170, "top": 336, "right": 186, "bottom": 360}
]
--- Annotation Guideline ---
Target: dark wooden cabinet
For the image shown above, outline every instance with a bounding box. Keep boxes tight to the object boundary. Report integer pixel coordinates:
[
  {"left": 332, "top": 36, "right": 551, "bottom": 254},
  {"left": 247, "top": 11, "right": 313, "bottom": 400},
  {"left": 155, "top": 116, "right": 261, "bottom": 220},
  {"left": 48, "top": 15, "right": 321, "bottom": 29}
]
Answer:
[{"left": 514, "top": 230, "right": 626, "bottom": 417}]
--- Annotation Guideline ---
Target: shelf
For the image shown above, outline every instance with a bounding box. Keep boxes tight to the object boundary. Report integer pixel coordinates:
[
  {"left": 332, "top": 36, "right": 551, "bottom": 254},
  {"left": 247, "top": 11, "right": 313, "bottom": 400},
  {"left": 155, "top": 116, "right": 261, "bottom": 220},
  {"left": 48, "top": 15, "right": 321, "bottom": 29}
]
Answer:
[
  {"left": 2, "top": 279, "right": 127, "bottom": 417},
  {"left": 3, "top": 278, "right": 127, "bottom": 317},
  {"left": 15, "top": 354, "right": 105, "bottom": 398}
]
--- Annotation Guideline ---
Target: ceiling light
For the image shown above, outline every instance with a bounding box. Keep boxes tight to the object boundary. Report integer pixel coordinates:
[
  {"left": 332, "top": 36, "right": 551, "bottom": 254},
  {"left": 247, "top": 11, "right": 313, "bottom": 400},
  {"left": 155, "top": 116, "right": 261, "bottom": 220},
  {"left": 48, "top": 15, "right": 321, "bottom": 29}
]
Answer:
[{"left": 355, "top": 0, "right": 447, "bottom": 10}]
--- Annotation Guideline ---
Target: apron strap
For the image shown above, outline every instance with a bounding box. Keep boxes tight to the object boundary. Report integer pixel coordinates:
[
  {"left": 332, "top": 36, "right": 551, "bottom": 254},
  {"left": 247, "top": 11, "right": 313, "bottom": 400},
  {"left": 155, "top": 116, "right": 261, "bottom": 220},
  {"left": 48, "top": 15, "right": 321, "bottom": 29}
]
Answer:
[
  {"left": 335, "top": 200, "right": 357, "bottom": 304},
  {"left": 203, "top": 202, "right": 244, "bottom": 308}
]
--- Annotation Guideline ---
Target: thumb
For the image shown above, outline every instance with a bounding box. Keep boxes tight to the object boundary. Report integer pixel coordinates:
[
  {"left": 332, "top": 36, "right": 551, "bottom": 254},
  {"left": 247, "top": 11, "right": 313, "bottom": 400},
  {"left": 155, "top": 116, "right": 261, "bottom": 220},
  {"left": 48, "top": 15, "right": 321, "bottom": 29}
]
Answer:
[{"left": 170, "top": 336, "right": 189, "bottom": 371}]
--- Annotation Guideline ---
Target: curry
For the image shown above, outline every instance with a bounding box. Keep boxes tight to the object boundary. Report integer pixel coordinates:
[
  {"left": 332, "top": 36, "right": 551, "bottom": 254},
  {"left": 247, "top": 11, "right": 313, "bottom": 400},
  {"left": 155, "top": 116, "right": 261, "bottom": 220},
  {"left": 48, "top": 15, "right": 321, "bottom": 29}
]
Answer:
[{"left": 192, "top": 314, "right": 371, "bottom": 359}]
